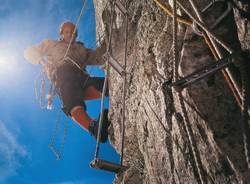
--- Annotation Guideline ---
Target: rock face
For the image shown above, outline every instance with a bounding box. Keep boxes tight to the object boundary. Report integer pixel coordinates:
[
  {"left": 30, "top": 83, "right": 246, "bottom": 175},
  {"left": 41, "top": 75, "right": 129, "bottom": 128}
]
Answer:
[{"left": 93, "top": 0, "right": 250, "bottom": 183}]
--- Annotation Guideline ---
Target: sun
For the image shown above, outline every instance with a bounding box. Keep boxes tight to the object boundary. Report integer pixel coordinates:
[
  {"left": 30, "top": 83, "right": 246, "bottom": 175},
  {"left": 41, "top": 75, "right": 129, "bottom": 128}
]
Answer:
[
  {"left": 0, "top": 54, "right": 8, "bottom": 65},
  {"left": 0, "top": 50, "right": 18, "bottom": 79}
]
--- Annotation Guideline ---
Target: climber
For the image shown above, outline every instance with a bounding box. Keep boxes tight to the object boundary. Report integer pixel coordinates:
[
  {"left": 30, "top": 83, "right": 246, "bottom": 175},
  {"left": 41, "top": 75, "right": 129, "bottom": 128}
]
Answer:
[{"left": 24, "top": 21, "right": 110, "bottom": 143}]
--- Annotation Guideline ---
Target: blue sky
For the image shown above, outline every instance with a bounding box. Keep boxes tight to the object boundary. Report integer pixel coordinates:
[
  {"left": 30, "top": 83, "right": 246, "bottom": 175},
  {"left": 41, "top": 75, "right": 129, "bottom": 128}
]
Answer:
[{"left": 0, "top": 0, "right": 119, "bottom": 183}]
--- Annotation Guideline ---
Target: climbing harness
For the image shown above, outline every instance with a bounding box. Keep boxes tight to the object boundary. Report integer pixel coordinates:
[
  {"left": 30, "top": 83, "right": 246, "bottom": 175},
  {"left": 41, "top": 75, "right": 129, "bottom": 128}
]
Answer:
[
  {"left": 33, "top": 0, "right": 119, "bottom": 161},
  {"left": 90, "top": 0, "right": 129, "bottom": 174},
  {"left": 48, "top": 0, "right": 89, "bottom": 160}
]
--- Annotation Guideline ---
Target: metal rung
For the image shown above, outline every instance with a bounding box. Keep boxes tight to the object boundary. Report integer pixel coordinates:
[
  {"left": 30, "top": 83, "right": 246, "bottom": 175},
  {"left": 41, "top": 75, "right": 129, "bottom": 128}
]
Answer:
[
  {"left": 169, "top": 51, "right": 245, "bottom": 89},
  {"left": 115, "top": 0, "right": 127, "bottom": 15},
  {"left": 103, "top": 52, "right": 125, "bottom": 76},
  {"left": 90, "top": 159, "right": 127, "bottom": 173}
]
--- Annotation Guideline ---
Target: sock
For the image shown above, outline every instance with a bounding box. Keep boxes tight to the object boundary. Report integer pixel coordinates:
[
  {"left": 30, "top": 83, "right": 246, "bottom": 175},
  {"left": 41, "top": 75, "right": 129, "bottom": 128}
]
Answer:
[{"left": 71, "top": 106, "right": 93, "bottom": 131}]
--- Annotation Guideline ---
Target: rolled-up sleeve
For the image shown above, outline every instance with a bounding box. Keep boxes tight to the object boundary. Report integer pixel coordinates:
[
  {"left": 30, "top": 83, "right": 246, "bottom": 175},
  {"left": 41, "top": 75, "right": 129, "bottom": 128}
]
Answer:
[
  {"left": 86, "top": 42, "right": 107, "bottom": 65},
  {"left": 24, "top": 39, "right": 51, "bottom": 65}
]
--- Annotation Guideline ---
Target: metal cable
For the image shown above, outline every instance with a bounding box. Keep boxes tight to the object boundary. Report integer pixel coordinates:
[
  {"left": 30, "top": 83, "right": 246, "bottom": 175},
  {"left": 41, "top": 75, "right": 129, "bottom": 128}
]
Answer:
[
  {"left": 186, "top": 0, "right": 243, "bottom": 104},
  {"left": 48, "top": 0, "right": 88, "bottom": 160},
  {"left": 154, "top": 0, "right": 246, "bottom": 119},
  {"left": 177, "top": 0, "right": 233, "bottom": 53},
  {"left": 94, "top": 0, "right": 115, "bottom": 160},
  {"left": 49, "top": 111, "right": 69, "bottom": 160},
  {"left": 178, "top": 1, "right": 243, "bottom": 105},
  {"left": 120, "top": 1, "right": 129, "bottom": 166},
  {"left": 172, "top": 1, "right": 205, "bottom": 183},
  {"left": 153, "top": 0, "right": 192, "bottom": 26},
  {"left": 203, "top": 33, "right": 243, "bottom": 109},
  {"left": 188, "top": 0, "right": 250, "bottom": 173}
]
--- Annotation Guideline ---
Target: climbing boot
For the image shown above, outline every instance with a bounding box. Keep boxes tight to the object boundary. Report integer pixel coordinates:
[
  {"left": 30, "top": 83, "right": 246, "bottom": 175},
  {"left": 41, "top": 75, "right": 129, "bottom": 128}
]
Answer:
[{"left": 88, "top": 109, "right": 111, "bottom": 143}]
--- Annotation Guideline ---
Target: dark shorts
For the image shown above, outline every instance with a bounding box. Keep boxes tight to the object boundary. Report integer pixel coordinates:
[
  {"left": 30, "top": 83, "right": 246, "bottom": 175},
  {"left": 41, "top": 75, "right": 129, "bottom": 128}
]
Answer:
[{"left": 53, "top": 63, "right": 106, "bottom": 116}]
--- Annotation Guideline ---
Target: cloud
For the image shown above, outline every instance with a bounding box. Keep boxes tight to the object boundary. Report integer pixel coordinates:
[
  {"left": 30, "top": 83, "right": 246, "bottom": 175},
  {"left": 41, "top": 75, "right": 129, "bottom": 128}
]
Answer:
[{"left": 0, "top": 121, "right": 31, "bottom": 182}]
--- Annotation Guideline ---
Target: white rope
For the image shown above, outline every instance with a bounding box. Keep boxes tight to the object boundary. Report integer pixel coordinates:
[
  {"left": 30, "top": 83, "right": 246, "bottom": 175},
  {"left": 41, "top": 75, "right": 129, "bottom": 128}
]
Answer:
[
  {"left": 63, "top": 0, "right": 88, "bottom": 60},
  {"left": 49, "top": 0, "right": 88, "bottom": 161},
  {"left": 94, "top": 0, "right": 116, "bottom": 160},
  {"left": 176, "top": 0, "right": 232, "bottom": 53},
  {"left": 120, "top": 1, "right": 129, "bottom": 166},
  {"left": 172, "top": 1, "right": 205, "bottom": 183},
  {"left": 186, "top": 0, "right": 243, "bottom": 103}
]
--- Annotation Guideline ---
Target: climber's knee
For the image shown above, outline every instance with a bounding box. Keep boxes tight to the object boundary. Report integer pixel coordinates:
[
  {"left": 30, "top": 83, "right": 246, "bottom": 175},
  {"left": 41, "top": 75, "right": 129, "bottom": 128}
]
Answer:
[{"left": 70, "top": 105, "right": 93, "bottom": 130}]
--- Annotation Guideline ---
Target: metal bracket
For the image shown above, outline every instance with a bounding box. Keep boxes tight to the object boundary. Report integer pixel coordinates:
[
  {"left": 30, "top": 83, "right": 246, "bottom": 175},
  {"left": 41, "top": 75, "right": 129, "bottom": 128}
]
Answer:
[
  {"left": 90, "top": 159, "right": 127, "bottom": 173},
  {"left": 169, "top": 51, "right": 245, "bottom": 89},
  {"left": 192, "top": 1, "right": 232, "bottom": 36},
  {"left": 103, "top": 52, "right": 125, "bottom": 76},
  {"left": 115, "top": 0, "right": 128, "bottom": 15}
]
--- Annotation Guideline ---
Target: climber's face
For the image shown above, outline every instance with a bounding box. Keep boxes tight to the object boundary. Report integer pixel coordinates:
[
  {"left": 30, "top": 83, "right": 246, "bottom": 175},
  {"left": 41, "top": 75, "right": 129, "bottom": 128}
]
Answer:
[{"left": 62, "top": 27, "right": 76, "bottom": 43}]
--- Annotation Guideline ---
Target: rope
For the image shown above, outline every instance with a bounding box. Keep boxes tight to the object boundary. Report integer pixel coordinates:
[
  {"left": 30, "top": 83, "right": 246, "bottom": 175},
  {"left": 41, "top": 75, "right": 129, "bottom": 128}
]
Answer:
[
  {"left": 93, "top": 0, "right": 129, "bottom": 167},
  {"left": 177, "top": 0, "right": 232, "bottom": 53},
  {"left": 172, "top": 0, "right": 178, "bottom": 82},
  {"left": 33, "top": 0, "right": 108, "bottom": 161},
  {"left": 63, "top": 0, "right": 88, "bottom": 60},
  {"left": 153, "top": 0, "right": 192, "bottom": 26},
  {"left": 153, "top": 0, "right": 244, "bottom": 114},
  {"left": 188, "top": 0, "right": 250, "bottom": 174},
  {"left": 94, "top": 0, "right": 115, "bottom": 160},
  {"left": 48, "top": 0, "right": 88, "bottom": 160},
  {"left": 203, "top": 33, "right": 243, "bottom": 110},
  {"left": 186, "top": 0, "right": 243, "bottom": 104},
  {"left": 120, "top": 1, "right": 129, "bottom": 166},
  {"left": 172, "top": 0, "right": 250, "bottom": 172},
  {"left": 49, "top": 111, "right": 69, "bottom": 160},
  {"left": 50, "top": 0, "right": 111, "bottom": 161},
  {"left": 34, "top": 70, "right": 47, "bottom": 109},
  {"left": 172, "top": 1, "right": 205, "bottom": 183}
]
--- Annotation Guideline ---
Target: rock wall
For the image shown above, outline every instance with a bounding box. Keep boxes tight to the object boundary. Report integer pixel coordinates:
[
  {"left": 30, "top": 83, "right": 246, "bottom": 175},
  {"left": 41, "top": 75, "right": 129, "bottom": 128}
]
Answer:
[{"left": 93, "top": 0, "right": 250, "bottom": 183}]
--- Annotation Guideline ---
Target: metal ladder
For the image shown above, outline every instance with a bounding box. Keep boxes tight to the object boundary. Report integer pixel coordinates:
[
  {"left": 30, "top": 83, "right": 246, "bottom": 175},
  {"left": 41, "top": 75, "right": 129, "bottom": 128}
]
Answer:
[{"left": 90, "top": 0, "right": 129, "bottom": 174}]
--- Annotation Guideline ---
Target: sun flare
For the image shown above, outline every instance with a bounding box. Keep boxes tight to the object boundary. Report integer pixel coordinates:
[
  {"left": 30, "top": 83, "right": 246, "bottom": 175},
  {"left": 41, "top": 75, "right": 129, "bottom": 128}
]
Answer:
[{"left": 0, "top": 50, "right": 19, "bottom": 78}]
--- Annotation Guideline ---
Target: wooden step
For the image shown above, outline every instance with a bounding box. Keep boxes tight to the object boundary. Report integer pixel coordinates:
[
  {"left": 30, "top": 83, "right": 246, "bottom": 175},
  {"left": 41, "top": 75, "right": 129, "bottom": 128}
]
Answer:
[{"left": 90, "top": 159, "right": 127, "bottom": 173}]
